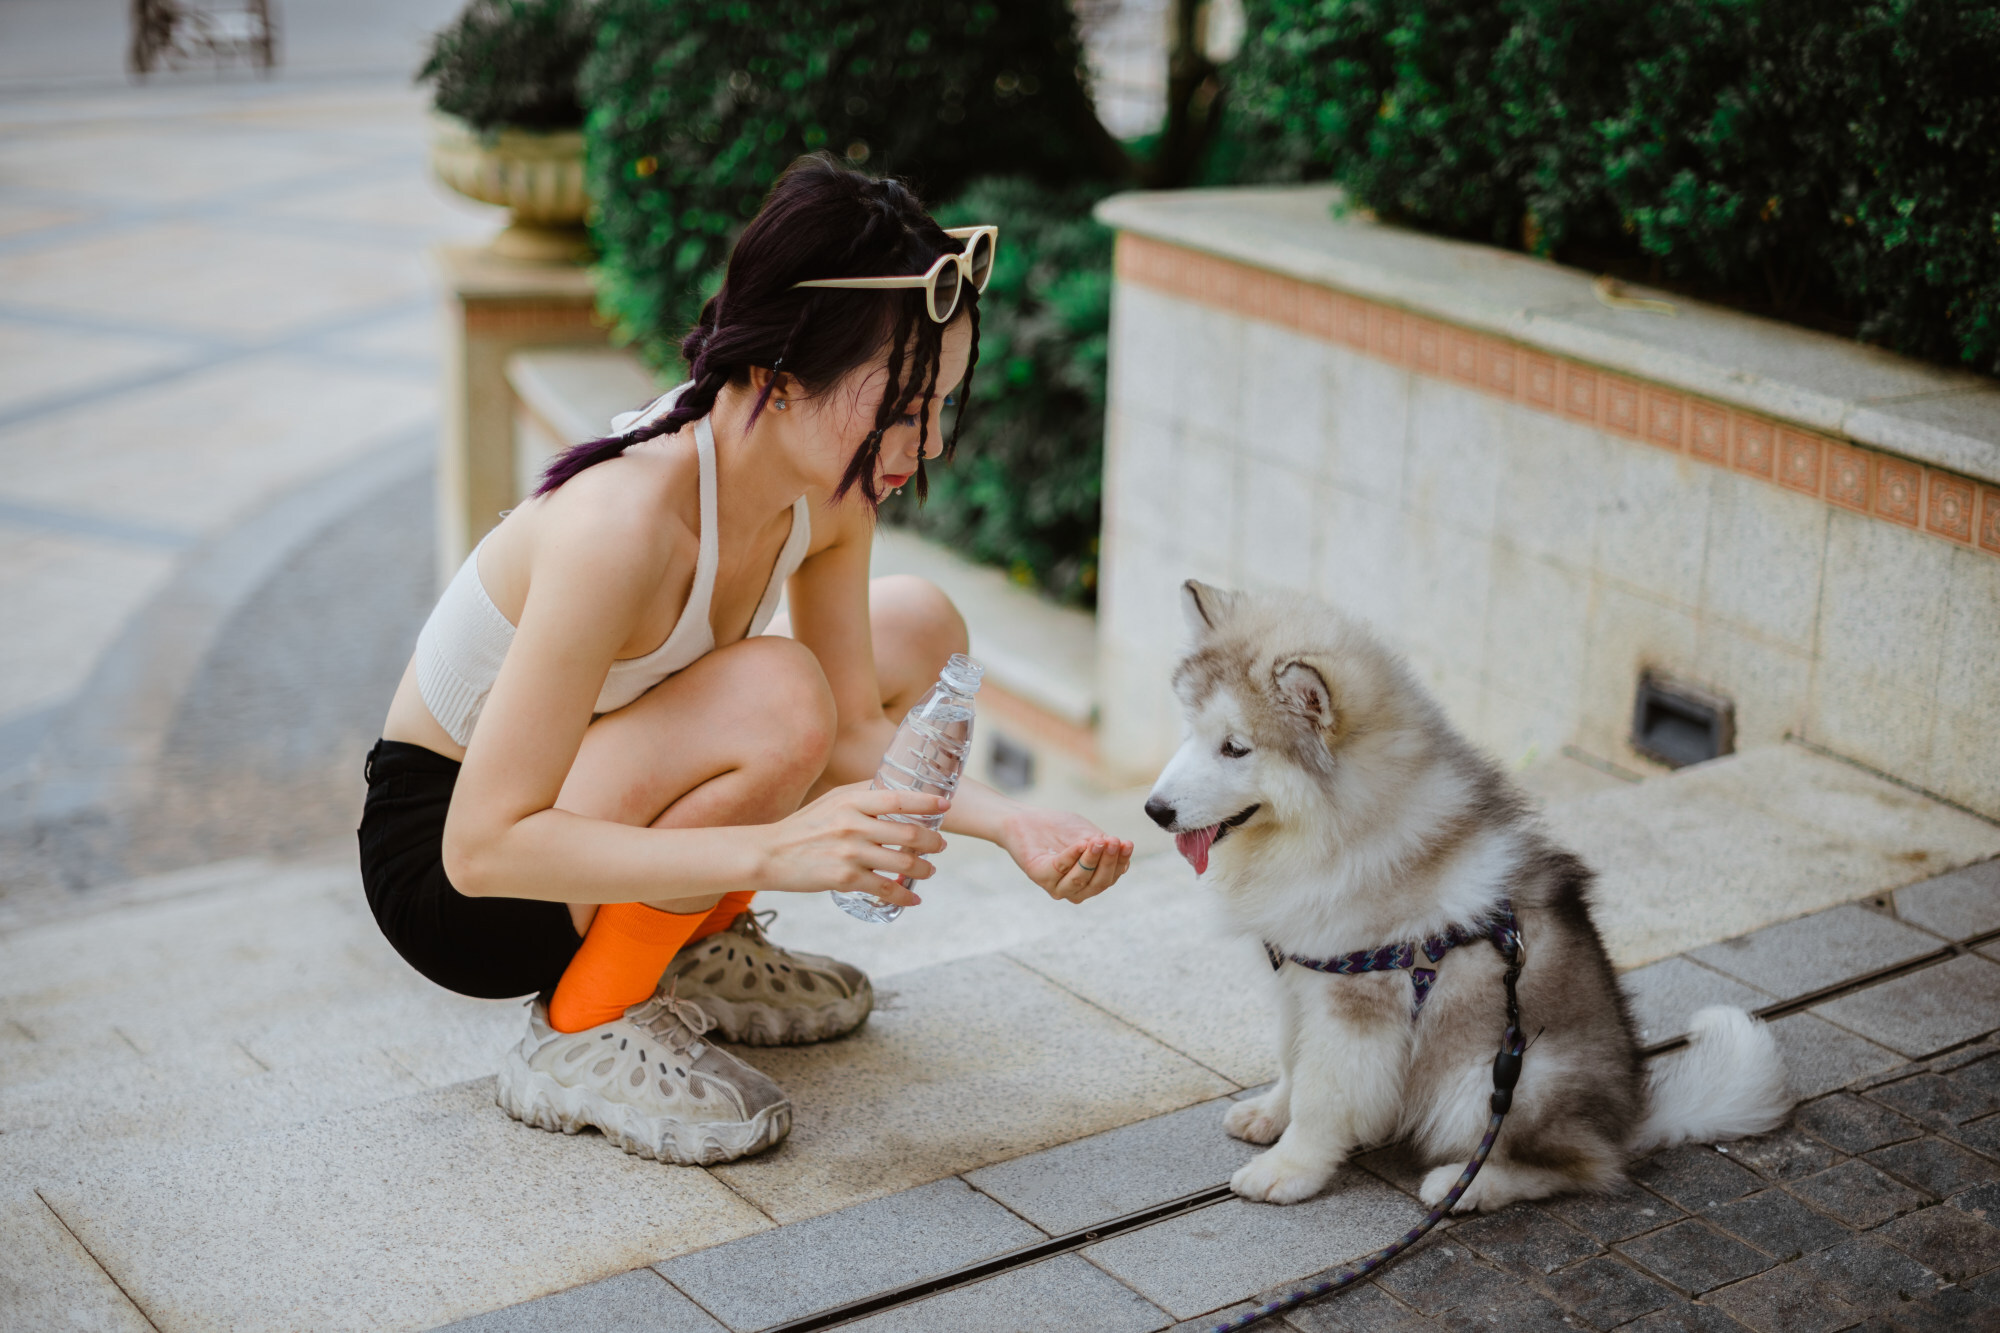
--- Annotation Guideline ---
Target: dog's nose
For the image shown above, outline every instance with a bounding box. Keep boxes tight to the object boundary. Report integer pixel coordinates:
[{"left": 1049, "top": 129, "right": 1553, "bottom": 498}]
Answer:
[{"left": 1144, "top": 798, "right": 1177, "bottom": 830}]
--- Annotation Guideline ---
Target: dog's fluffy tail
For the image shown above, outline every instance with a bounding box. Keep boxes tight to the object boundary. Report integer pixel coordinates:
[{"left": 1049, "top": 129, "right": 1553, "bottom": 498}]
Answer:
[{"left": 1630, "top": 1006, "right": 1791, "bottom": 1154}]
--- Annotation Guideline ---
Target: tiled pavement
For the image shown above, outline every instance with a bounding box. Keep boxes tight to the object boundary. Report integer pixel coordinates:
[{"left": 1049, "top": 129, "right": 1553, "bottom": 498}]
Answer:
[{"left": 437, "top": 855, "right": 2000, "bottom": 1333}]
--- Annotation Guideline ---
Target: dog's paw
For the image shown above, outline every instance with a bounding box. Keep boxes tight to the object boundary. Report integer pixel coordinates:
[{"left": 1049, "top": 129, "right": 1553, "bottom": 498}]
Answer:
[
  {"left": 1418, "top": 1163, "right": 1495, "bottom": 1213},
  {"left": 1223, "top": 1094, "right": 1290, "bottom": 1145},
  {"left": 1231, "top": 1148, "right": 1335, "bottom": 1205}
]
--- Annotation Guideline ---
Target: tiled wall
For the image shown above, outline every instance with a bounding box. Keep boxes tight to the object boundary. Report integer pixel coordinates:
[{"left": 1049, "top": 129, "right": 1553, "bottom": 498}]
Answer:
[{"left": 1100, "top": 234, "right": 2000, "bottom": 818}]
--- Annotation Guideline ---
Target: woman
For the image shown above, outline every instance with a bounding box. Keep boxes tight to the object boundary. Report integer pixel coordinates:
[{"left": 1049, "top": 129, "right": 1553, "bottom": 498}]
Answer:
[{"left": 358, "top": 155, "right": 1135, "bottom": 1167}]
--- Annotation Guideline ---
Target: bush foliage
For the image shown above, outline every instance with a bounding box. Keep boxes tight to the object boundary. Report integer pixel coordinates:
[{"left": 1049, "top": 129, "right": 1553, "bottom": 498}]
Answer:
[
  {"left": 878, "top": 178, "right": 1115, "bottom": 605},
  {"left": 1220, "top": 0, "right": 2000, "bottom": 373},
  {"left": 419, "top": 0, "right": 598, "bottom": 132},
  {"left": 580, "top": 0, "right": 1126, "bottom": 602},
  {"left": 580, "top": 0, "right": 1121, "bottom": 366}
]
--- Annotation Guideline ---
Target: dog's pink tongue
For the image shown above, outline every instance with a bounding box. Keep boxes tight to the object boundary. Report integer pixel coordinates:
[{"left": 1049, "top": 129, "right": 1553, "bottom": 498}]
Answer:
[{"left": 1175, "top": 826, "right": 1219, "bottom": 876}]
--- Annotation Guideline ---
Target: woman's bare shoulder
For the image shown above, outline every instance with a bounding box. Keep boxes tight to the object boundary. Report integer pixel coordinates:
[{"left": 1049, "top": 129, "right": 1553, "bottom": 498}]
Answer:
[{"left": 485, "top": 444, "right": 700, "bottom": 613}]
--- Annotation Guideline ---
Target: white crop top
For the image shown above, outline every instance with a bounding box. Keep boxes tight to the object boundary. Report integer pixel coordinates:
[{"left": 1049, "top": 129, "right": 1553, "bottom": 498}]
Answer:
[{"left": 413, "top": 386, "right": 812, "bottom": 746}]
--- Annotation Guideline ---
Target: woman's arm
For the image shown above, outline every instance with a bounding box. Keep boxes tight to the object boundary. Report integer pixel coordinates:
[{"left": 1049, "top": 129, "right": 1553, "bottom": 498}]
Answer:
[
  {"left": 440, "top": 480, "right": 943, "bottom": 907},
  {"left": 786, "top": 506, "right": 1134, "bottom": 903}
]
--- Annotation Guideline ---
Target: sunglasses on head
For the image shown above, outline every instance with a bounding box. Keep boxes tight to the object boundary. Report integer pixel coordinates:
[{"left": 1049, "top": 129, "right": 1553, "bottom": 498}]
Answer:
[{"left": 791, "top": 226, "right": 997, "bottom": 324}]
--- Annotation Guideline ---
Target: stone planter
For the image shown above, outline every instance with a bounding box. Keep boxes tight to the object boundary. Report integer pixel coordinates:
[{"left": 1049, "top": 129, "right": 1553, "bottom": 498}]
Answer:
[{"left": 429, "top": 112, "right": 590, "bottom": 264}]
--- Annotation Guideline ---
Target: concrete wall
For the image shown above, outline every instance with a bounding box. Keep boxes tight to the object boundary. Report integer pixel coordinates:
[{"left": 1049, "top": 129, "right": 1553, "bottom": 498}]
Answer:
[{"left": 1096, "top": 205, "right": 2000, "bottom": 819}]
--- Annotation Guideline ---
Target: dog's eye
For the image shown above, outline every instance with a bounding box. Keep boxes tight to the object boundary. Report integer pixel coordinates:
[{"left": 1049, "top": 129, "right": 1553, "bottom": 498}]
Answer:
[{"left": 1220, "top": 738, "right": 1250, "bottom": 759}]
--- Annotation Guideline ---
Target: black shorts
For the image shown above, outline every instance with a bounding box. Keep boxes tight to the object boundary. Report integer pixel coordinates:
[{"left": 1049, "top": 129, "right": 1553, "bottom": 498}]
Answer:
[{"left": 357, "top": 739, "right": 581, "bottom": 1000}]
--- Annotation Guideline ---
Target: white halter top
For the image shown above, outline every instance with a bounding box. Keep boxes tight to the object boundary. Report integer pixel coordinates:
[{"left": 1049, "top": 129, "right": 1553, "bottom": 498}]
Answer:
[{"left": 414, "top": 387, "right": 812, "bottom": 746}]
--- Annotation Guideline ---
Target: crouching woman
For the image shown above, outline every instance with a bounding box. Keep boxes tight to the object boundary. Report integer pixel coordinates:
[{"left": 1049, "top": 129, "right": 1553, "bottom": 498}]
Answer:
[{"left": 357, "top": 155, "right": 1134, "bottom": 1165}]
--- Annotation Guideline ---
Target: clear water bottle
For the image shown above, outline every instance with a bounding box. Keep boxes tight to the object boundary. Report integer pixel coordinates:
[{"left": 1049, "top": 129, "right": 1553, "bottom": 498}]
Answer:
[{"left": 832, "top": 653, "right": 983, "bottom": 924}]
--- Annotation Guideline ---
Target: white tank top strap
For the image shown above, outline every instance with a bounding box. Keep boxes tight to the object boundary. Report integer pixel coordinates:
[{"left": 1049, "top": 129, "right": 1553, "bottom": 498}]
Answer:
[
  {"left": 413, "top": 385, "right": 813, "bottom": 744},
  {"left": 748, "top": 493, "right": 812, "bottom": 637}
]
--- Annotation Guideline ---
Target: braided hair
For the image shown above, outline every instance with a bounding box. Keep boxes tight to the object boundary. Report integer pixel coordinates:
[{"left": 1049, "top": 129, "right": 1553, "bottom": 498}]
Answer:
[{"left": 535, "top": 154, "right": 980, "bottom": 506}]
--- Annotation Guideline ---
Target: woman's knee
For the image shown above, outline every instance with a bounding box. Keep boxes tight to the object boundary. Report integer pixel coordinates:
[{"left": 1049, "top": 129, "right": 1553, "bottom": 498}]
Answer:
[
  {"left": 872, "top": 575, "right": 969, "bottom": 661},
  {"left": 724, "top": 636, "right": 837, "bottom": 772}
]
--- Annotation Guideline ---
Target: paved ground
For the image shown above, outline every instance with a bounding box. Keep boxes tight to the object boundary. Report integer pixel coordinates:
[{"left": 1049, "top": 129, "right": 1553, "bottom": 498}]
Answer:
[
  {"left": 7, "top": 36, "right": 2000, "bottom": 1333},
  {"left": 0, "top": 76, "right": 495, "bottom": 904},
  {"left": 5, "top": 746, "right": 1997, "bottom": 1331}
]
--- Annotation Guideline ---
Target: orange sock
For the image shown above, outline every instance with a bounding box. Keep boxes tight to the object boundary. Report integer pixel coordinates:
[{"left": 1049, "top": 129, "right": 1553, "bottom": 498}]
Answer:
[
  {"left": 687, "top": 891, "right": 756, "bottom": 946},
  {"left": 548, "top": 902, "right": 711, "bottom": 1033}
]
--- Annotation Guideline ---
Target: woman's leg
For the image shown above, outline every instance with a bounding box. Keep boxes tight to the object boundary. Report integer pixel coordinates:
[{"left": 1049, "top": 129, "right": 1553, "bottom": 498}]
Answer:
[
  {"left": 545, "top": 636, "right": 836, "bottom": 1030},
  {"left": 868, "top": 575, "right": 971, "bottom": 722}
]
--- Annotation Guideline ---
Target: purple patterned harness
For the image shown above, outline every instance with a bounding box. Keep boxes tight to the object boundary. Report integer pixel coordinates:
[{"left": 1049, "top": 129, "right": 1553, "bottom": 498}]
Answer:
[
  {"left": 1262, "top": 898, "right": 1522, "bottom": 1019},
  {"left": 1217, "top": 901, "right": 1529, "bottom": 1333}
]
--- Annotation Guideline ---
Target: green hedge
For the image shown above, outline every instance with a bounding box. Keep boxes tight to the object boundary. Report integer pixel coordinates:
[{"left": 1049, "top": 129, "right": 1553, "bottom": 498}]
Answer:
[
  {"left": 580, "top": 0, "right": 1121, "bottom": 367},
  {"left": 578, "top": 0, "right": 1127, "bottom": 604},
  {"left": 1220, "top": 0, "right": 2000, "bottom": 374}
]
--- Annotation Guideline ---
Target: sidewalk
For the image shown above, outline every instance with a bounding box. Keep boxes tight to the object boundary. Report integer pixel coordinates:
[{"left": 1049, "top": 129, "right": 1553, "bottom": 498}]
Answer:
[
  {"left": 0, "top": 78, "right": 494, "bottom": 904},
  {"left": 6, "top": 744, "right": 1998, "bottom": 1331}
]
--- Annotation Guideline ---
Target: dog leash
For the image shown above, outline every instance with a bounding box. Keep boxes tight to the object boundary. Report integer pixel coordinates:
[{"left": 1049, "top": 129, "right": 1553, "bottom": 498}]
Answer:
[{"left": 1209, "top": 927, "right": 1526, "bottom": 1333}]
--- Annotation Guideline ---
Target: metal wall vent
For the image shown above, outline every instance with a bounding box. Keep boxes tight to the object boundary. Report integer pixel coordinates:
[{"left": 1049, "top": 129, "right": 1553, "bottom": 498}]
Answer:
[{"left": 1631, "top": 672, "right": 1735, "bottom": 769}]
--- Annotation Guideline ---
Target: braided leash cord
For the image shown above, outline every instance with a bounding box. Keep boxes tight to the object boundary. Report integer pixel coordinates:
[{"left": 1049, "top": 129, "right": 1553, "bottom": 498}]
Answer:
[{"left": 1210, "top": 936, "right": 1526, "bottom": 1333}]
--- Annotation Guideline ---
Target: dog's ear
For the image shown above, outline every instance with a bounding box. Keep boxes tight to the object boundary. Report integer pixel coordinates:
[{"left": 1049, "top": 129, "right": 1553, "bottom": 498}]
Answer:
[
  {"left": 1274, "top": 660, "right": 1336, "bottom": 730},
  {"left": 1180, "top": 580, "right": 1238, "bottom": 638}
]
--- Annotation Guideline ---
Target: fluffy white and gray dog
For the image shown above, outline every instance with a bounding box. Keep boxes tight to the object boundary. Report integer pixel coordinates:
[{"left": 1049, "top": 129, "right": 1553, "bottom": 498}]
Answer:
[{"left": 1146, "top": 581, "right": 1790, "bottom": 1211}]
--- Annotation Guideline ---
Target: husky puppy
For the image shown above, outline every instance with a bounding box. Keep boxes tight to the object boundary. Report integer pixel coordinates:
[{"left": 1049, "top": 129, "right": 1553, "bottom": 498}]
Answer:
[{"left": 1146, "top": 582, "right": 1789, "bottom": 1210}]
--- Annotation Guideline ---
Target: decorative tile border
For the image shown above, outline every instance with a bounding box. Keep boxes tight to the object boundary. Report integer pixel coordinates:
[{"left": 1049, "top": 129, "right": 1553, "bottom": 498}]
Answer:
[{"left": 1116, "top": 233, "right": 2000, "bottom": 559}]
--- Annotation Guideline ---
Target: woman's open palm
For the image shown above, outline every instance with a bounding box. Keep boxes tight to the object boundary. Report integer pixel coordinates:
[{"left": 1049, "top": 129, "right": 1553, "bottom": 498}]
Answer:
[{"left": 1001, "top": 808, "right": 1135, "bottom": 904}]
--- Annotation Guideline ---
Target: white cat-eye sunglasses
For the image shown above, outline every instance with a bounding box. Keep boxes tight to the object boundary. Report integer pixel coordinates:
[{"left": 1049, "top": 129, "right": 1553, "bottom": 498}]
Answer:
[{"left": 791, "top": 226, "right": 998, "bottom": 323}]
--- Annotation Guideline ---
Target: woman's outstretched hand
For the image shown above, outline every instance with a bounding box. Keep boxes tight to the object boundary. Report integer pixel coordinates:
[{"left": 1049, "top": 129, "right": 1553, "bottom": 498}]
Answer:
[
  {"left": 999, "top": 808, "right": 1135, "bottom": 904},
  {"left": 753, "top": 782, "right": 946, "bottom": 906}
]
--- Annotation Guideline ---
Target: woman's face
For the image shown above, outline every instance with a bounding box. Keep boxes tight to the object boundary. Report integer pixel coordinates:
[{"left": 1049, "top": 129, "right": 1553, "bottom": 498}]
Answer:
[{"left": 792, "top": 312, "right": 975, "bottom": 495}]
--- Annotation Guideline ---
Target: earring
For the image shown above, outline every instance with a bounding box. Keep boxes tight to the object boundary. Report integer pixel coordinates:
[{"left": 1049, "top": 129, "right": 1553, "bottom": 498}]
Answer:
[{"left": 772, "top": 398, "right": 788, "bottom": 411}]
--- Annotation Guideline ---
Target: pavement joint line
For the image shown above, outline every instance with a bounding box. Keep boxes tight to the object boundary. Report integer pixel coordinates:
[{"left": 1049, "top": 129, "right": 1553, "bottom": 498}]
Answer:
[
  {"left": 34, "top": 1188, "right": 163, "bottom": 1333},
  {"left": 0, "top": 295, "right": 437, "bottom": 433},
  {"left": 755, "top": 1183, "right": 1236, "bottom": 1333},
  {"left": 1002, "top": 948, "right": 1250, "bottom": 1092},
  {"left": 0, "top": 496, "right": 198, "bottom": 548},
  {"left": 1639, "top": 917, "right": 2000, "bottom": 1059},
  {"left": 755, "top": 910, "right": 2000, "bottom": 1332},
  {"left": 1785, "top": 733, "right": 2000, "bottom": 831}
]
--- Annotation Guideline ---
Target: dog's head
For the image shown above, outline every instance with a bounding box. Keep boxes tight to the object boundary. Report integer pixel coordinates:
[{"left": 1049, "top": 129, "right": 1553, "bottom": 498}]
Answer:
[{"left": 1145, "top": 580, "right": 1431, "bottom": 879}]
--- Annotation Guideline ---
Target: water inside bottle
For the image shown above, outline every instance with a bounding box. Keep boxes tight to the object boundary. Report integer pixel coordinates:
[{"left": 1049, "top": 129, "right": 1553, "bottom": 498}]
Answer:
[{"left": 832, "top": 661, "right": 979, "bottom": 924}]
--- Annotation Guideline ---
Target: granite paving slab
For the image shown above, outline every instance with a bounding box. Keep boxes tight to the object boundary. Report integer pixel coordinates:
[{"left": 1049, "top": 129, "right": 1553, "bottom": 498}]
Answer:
[
  {"left": 964, "top": 1095, "right": 1257, "bottom": 1233},
  {"left": 40, "top": 1080, "right": 772, "bottom": 1333},
  {"left": 838, "top": 1255, "right": 1173, "bottom": 1333},
  {"left": 1688, "top": 904, "right": 1943, "bottom": 1000},
  {"left": 655, "top": 1178, "right": 1044, "bottom": 1332},
  {"left": 1621, "top": 956, "right": 1774, "bottom": 1045},
  {"left": 1006, "top": 867, "right": 1277, "bottom": 1087},
  {"left": 707, "top": 952, "right": 1234, "bottom": 1224},
  {"left": 1897, "top": 859, "right": 2000, "bottom": 941},
  {"left": 1083, "top": 1176, "right": 1426, "bottom": 1320},
  {"left": 1541, "top": 746, "right": 2000, "bottom": 968},
  {"left": 1814, "top": 954, "right": 2000, "bottom": 1058},
  {"left": 1766, "top": 1013, "right": 1905, "bottom": 1099},
  {"left": 437, "top": 1269, "right": 725, "bottom": 1333},
  {"left": 0, "top": 1192, "right": 154, "bottom": 1333}
]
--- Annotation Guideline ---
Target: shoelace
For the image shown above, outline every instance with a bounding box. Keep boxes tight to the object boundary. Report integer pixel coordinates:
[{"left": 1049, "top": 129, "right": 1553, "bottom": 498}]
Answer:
[{"left": 639, "top": 989, "right": 717, "bottom": 1054}]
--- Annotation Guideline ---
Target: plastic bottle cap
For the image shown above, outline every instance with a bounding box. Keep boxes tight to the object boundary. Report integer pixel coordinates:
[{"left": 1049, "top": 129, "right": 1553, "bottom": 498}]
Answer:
[{"left": 940, "top": 652, "right": 984, "bottom": 694}]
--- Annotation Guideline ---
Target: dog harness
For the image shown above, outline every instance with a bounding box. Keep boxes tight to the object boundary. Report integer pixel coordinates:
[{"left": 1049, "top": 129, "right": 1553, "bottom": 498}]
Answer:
[{"left": 1263, "top": 898, "right": 1522, "bottom": 1019}]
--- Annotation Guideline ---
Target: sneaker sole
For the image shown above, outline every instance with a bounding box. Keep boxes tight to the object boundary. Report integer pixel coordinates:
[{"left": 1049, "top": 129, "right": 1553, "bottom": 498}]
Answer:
[
  {"left": 682, "top": 976, "right": 874, "bottom": 1047},
  {"left": 495, "top": 1053, "right": 791, "bottom": 1166}
]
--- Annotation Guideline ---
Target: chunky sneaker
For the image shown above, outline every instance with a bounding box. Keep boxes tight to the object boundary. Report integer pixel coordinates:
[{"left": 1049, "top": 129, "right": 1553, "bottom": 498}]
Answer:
[
  {"left": 496, "top": 991, "right": 790, "bottom": 1165},
  {"left": 662, "top": 910, "right": 874, "bottom": 1047}
]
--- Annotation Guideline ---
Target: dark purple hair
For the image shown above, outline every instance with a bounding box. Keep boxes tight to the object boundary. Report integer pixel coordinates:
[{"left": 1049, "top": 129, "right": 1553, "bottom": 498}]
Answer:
[{"left": 536, "top": 153, "right": 980, "bottom": 505}]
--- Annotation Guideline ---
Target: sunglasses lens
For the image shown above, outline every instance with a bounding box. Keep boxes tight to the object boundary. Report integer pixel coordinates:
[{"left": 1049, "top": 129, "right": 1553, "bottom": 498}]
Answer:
[
  {"left": 932, "top": 261, "right": 961, "bottom": 321},
  {"left": 967, "top": 231, "right": 994, "bottom": 290}
]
